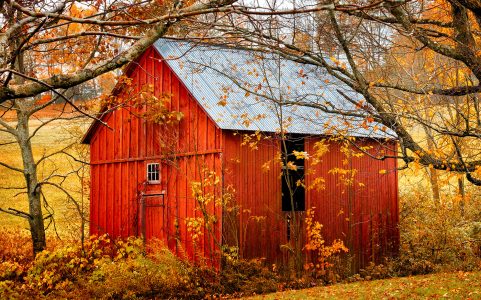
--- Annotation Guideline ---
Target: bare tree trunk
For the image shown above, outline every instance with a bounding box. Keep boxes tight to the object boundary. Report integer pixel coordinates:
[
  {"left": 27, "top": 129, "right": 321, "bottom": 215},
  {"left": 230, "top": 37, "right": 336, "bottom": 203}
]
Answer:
[
  {"left": 10, "top": 14, "right": 47, "bottom": 255},
  {"left": 458, "top": 177, "right": 465, "bottom": 216},
  {"left": 423, "top": 100, "right": 441, "bottom": 204},
  {"left": 420, "top": 133, "right": 441, "bottom": 204},
  {"left": 16, "top": 110, "right": 46, "bottom": 255},
  {"left": 428, "top": 167, "right": 441, "bottom": 204}
]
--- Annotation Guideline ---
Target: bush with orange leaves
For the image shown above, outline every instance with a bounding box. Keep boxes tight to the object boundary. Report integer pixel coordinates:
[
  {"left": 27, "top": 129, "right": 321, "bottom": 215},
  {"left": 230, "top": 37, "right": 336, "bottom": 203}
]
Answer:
[
  {"left": 304, "top": 208, "right": 349, "bottom": 280},
  {"left": 0, "top": 227, "right": 35, "bottom": 265},
  {"left": 0, "top": 230, "right": 278, "bottom": 299}
]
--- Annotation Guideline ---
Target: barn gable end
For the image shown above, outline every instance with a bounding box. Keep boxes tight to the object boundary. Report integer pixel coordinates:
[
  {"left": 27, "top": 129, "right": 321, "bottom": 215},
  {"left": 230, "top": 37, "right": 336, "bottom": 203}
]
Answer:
[{"left": 88, "top": 47, "right": 223, "bottom": 264}]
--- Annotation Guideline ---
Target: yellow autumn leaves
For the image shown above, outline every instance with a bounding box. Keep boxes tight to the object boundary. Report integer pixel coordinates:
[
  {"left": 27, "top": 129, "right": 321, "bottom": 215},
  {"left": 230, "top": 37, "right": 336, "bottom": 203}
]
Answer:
[{"left": 304, "top": 208, "right": 348, "bottom": 274}]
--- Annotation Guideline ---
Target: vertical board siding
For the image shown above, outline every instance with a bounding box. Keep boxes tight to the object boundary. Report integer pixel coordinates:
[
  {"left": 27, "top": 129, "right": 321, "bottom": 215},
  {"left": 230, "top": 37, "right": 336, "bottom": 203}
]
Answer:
[
  {"left": 305, "top": 138, "right": 399, "bottom": 270},
  {"left": 223, "top": 133, "right": 284, "bottom": 263},
  {"left": 223, "top": 133, "right": 399, "bottom": 270},
  {"left": 89, "top": 47, "right": 222, "bottom": 266}
]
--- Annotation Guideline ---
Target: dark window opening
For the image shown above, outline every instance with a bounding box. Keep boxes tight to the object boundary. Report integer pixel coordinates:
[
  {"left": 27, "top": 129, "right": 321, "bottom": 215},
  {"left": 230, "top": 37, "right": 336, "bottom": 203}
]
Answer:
[
  {"left": 147, "top": 163, "right": 160, "bottom": 184},
  {"left": 282, "top": 137, "right": 305, "bottom": 211}
]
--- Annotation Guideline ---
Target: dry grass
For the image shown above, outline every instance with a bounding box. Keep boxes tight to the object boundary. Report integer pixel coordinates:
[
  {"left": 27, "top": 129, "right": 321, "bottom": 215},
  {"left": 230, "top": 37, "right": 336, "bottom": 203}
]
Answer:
[{"left": 0, "top": 117, "right": 90, "bottom": 240}]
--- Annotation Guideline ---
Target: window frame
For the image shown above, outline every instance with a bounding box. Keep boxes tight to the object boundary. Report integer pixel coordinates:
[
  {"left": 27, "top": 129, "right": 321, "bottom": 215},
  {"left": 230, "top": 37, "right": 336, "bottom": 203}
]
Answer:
[{"left": 146, "top": 162, "right": 161, "bottom": 184}]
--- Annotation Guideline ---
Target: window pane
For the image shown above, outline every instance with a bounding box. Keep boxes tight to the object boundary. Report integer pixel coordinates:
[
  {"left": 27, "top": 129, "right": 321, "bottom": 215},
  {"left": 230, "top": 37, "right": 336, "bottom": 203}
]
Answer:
[{"left": 147, "top": 163, "right": 160, "bottom": 183}]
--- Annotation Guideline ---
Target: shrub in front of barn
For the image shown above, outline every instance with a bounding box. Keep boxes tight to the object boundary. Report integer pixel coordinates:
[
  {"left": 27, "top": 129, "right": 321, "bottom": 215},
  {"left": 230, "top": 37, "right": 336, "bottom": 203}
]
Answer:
[{"left": 0, "top": 233, "right": 285, "bottom": 298}]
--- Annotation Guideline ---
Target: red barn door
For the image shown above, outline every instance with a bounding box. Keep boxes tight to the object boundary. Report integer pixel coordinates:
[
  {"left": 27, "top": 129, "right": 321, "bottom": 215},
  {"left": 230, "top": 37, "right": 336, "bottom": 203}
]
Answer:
[{"left": 140, "top": 193, "right": 166, "bottom": 241}]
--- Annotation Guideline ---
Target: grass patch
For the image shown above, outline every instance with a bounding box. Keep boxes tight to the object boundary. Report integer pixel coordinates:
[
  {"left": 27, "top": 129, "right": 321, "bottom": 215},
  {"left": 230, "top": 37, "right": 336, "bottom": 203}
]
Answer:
[{"left": 247, "top": 271, "right": 481, "bottom": 299}]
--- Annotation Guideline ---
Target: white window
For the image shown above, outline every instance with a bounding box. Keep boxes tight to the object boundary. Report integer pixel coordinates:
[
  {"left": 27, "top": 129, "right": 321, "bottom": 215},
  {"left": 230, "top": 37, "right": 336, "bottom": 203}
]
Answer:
[{"left": 147, "top": 163, "right": 160, "bottom": 184}]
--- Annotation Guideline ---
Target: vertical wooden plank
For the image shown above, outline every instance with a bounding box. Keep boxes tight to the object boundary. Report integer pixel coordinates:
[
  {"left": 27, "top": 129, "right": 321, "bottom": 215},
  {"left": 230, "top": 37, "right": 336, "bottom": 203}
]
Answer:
[
  {"left": 179, "top": 86, "right": 189, "bottom": 152},
  {"left": 132, "top": 161, "right": 139, "bottom": 236},
  {"left": 97, "top": 163, "right": 103, "bottom": 234},
  {"left": 138, "top": 55, "right": 146, "bottom": 159},
  {"left": 207, "top": 153, "right": 215, "bottom": 262},
  {"left": 163, "top": 53, "right": 171, "bottom": 110},
  {"left": 113, "top": 163, "right": 120, "bottom": 236},
  {"left": 172, "top": 73, "right": 180, "bottom": 151},
  {"left": 107, "top": 163, "right": 114, "bottom": 235},
  {"left": 190, "top": 96, "right": 197, "bottom": 153},
  {"left": 178, "top": 157, "right": 188, "bottom": 259},
  {"left": 90, "top": 164, "right": 98, "bottom": 235},
  {"left": 215, "top": 152, "right": 222, "bottom": 267},
  {"left": 163, "top": 160, "right": 172, "bottom": 248},
  {"left": 186, "top": 155, "right": 194, "bottom": 260},
  {"left": 91, "top": 135, "right": 99, "bottom": 163},
  {"left": 146, "top": 51, "right": 154, "bottom": 158},
  {"left": 100, "top": 163, "right": 107, "bottom": 234},
  {"left": 121, "top": 163, "right": 128, "bottom": 237},
  {"left": 171, "top": 70, "right": 181, "bottom": 256},
  {"left": 99, "top": 117, "right": 106, "bottom": 162},
  {"left": 169, "top": 161, "right": 178, "bottom": 254},
  {"left": 130, "top": 69, "right": 139, "bottom": 159},
  {"left": 153, "top": 52, "right": 162, "bottom": 156},
  {"left": 107, "top": 113, "right": 115, "bottom": 160},
  {"left": 243, "top": 136, "right": 249, "bottom": 257},
  {"left": 138, "top": 161, "right": 144, "bottom": 238},
  {"left": 115, "top": 108, "right": 121, "bottom": 159},
  {"left": 122, "top": 103, "right": 130, "bottom": 159}
]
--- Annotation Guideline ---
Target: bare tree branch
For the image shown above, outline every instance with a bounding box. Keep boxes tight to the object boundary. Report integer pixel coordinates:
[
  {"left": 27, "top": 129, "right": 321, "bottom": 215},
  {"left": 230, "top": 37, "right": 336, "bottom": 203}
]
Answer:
[{"left": 0, "top": 207, "right": 32, "bottom": 219}]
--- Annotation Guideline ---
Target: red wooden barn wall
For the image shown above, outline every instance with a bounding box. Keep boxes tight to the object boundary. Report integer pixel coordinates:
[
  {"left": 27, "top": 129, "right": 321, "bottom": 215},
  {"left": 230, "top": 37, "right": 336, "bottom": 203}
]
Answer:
[
  {"left": 222, "top": 134, "right": 284, "bottom": 263},
  {"left": 89, "top": 48, "right": 223, "bottom": 265},
  {"left": 305, "top": 138, "right": 399, "bottom": 270},
  {"left": 88, "top": 45, "right": 399, "bottom": 269},
  {"left": 222, "top": 132, "right": 399, "bottom": 269}
]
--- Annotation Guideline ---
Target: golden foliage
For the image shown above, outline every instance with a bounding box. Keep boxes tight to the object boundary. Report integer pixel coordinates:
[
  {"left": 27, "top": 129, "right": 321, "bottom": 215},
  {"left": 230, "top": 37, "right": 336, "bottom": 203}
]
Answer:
[
  {"left": 310, "top": 140, "right": 329, "bottom": 166},
  {"left": 304, "top": 208, "right": 348, "bottom": 277}
]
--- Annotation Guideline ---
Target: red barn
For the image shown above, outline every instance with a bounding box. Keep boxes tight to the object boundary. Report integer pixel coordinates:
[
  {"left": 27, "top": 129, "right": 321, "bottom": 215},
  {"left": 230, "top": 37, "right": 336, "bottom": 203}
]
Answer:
[{"left": 82, "top": 39, "right": 399, "bottom": 270}]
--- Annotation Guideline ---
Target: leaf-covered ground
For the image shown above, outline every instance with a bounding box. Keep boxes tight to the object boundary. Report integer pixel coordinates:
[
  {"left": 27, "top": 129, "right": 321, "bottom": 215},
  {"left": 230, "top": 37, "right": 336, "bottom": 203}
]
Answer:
[{"left": 247, "top": 271, "right": 481, "bottom": 299}]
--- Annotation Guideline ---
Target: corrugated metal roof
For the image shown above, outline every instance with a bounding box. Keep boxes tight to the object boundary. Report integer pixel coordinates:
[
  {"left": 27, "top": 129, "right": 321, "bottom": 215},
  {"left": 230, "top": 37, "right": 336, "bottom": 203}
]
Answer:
[{"left": 153, "top": 39, "right": 394, "bottom": 138}]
